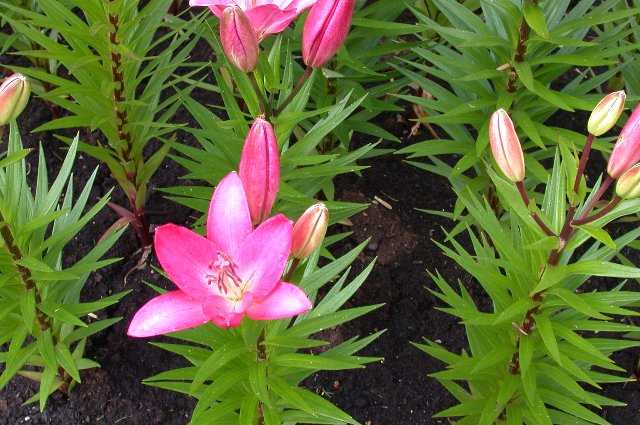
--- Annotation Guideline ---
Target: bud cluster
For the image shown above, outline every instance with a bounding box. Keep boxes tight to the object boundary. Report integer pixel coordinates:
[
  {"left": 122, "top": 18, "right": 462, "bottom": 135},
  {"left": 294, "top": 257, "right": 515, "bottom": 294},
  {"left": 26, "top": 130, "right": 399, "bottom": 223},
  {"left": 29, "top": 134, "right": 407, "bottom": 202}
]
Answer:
[
  {"left": 239, "top": 117, "right": 329, "bottom": 263},
  {"left": 191, "top": 0, "right": 355, "bottom": 73}
]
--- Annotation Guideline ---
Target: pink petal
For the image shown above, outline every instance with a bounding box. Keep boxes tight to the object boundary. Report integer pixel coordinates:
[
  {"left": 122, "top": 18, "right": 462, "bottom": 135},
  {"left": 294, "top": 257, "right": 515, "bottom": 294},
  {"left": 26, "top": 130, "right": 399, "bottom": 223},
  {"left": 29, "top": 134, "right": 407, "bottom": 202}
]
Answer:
[
  {"left": 246, "top": 5, "right": 300, "bottom": 38},
  {"left": 155, "top": 224, "right": 219, "bottom": 299},
  {"left": 284, "top": 0, "right": 317, "bottom": 11},
  {"left": 202, "top": 294, "right": 251, "bottom": 328},
  {"left": 207, "top": 172, "right": 253, "bottom": 258},
  {"left": 247, "top": 282, "right": 312, "bottom": 320},
  {"left": 608, "top": 105, "right": 640, "bottom": 178},
  {"left": 127, "top": 291, "right": 208, "bottom": 338},
  {"left": 237, "top": 214, "right": 293, "bottom": 299}
]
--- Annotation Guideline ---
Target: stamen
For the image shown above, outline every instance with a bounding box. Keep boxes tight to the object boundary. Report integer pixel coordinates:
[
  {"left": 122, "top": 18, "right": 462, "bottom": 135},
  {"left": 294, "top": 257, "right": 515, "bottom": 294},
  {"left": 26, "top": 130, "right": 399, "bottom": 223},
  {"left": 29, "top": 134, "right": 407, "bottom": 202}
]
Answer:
[{"left": 207, "top": 252, "right": 243, "bottom": 296}]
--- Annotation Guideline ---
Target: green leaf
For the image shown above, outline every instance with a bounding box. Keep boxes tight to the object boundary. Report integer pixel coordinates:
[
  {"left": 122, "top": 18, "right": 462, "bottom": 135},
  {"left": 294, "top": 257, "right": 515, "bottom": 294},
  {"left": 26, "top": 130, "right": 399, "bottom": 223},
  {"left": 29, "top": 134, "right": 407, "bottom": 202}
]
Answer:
[
  {"left": 272, "top": 353, "right": 364, "bottom": 371},
  {"left": 523, "top": 1, "right": 549, "bottom": 38},
  {"left": 549, "top": 288, "right": 610, "bottom": 320},
  {"left": 56, "top": 344, "right": 81, "bottom": 383},
  {"left": 536, "top": 314, "right": 562, "bottom": 366},
  {"left": 576, "top": 224, "right": 616, "bottom": 249},
  {"left": 190, "top": 341, "right": 246, "bottom": 393}
]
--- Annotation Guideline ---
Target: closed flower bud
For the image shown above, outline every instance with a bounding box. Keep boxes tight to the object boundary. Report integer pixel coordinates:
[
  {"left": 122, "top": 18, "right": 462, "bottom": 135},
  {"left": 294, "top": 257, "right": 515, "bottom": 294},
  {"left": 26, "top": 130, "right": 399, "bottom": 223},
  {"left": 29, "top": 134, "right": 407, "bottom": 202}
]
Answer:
[
  {"left": 489, "top": 109, "right": 525, "bottom": 182},
  {"left": 0, "top": 73, "right": 30, "bottom": 126},
  {"left": 616, "top": 163, "right": 640, "bottom": 199},
  {"left": 588, "top": 91, "right": 626, "bottom": 136},
  {"left": 292, "top": 203, "right": 329, "bottom": 259},
  {"left": 220, "top": 6, "right": 259, "bottom": 72},
  {"left": 302, "top": 0, "right": 355, "bottom": 68},
  {"left": 239, "top": 117, "right": 280, "bottom": 225},
  {"left": 607, "top": 104, "right": 640, "bottom": 178}
]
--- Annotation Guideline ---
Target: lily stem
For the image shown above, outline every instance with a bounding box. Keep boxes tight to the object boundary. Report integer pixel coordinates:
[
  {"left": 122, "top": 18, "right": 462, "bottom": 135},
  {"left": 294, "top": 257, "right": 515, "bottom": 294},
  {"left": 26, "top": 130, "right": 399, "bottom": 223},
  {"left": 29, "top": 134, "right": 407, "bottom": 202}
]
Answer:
[
  {"left": 573, "top": 133, "right": 595, "bottom": 195},
  {"left": 251, "top": 72, "right": 271, "bottom": 118},
  {"left": 284, "top": 258, "right": 301, "bottom": 282},
  {"left": 572, "top": 196, "right": 622, "bottom": 226},
  {"left": 547, "top": 175, "right": 614, "bottom": 265},
  {"left": 274, "top": 66, "right": 313, "bottom": 116},
  {"left": 516, "top": 181, "right": 555, "bottom": 237}
]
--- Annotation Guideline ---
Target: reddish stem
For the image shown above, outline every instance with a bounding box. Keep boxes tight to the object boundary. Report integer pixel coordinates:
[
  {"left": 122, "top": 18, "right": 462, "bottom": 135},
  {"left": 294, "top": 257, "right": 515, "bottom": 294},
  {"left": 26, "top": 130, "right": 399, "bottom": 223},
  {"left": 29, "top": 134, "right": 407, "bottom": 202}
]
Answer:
[
  {"left": 572, "top": 196, "right": 622, "bottom": 226},
  {"left": 516, "top": 181, "right": 555, "bottom": 237},
  {"left": 573, "top": 133, "right": 595, "bottom": 195}
]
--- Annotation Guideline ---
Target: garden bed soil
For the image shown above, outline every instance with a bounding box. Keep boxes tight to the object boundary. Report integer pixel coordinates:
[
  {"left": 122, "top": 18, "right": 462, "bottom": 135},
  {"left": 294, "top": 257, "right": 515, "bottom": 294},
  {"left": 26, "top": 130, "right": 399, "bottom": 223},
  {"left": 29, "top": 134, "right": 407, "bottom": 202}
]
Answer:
[{"left": 2, "top": 70, "right": 640, "bottom": 425}]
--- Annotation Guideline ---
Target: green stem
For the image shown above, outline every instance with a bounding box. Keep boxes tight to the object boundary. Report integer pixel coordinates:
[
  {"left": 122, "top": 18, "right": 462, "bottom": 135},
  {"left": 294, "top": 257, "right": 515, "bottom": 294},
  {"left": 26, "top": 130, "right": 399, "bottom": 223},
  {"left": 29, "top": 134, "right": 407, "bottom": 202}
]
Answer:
[
  {"left": 274, "top": 66, "right": 313, "bottom": 116},
  {"left": 284, "top": 258, "right": 301, "bottom": 282},
  {"left": 251, "top": 72, "right": 271, "bottom": 117}
]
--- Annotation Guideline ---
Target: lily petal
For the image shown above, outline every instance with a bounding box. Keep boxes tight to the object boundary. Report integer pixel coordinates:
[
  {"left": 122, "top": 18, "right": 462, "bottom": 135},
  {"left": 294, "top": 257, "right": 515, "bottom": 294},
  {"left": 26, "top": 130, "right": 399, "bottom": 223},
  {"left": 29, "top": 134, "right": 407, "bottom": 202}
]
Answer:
[
  {"left": 247, "top": 282, "right": 312, "bottom": 320},
  {"left": 155, "top": 224, "right": 219, "bottom": 298},
  {"left": 207, "top": 172, "right": 253, "bottom": 258},
  {"left": 237, "top": 214, "right": 293, "bottom": 299},
  {"left": 246, "top": 5, "right": 300, "bottom": 38},
  {"left": 202, "top": 294, "right": 251, "bottom": 328},
  {"left": 127, "top": 291, "right": 208, "bottom": 338}
]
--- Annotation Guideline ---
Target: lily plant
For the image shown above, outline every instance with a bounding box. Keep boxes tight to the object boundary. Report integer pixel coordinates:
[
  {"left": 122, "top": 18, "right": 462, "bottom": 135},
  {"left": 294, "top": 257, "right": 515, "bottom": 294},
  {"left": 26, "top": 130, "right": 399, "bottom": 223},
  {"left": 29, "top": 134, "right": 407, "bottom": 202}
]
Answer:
[
  {"left": 128, "top": 113, "right": 381, "bottom": 424},
  {"left": 419, "top": 94, "right": 640, "bottom": 424}
]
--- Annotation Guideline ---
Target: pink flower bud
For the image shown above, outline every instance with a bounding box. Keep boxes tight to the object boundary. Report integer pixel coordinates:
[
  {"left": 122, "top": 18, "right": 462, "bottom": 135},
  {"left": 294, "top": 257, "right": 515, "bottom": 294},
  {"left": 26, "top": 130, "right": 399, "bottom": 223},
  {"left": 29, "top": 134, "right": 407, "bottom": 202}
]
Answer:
[
  {"left": 239, "top": 117, "right": 280, "bottom": 225},
  {"left": 588, "top": 91, "right": 626, "bottom": 136},
  {"left": 616, "top": 163, "right": 640, "bottom": 199},
  {"left": 302, "top": 0, "right": 355, "bottom": 68},
  {"left": 220, "top": 6, "right": 259, "bottom": 72},
  {"left": 0, "top": 73, "right": 30, "bottom": 126},
  {"left": 607, "top": 104, "right": 640, "bottom": 178},
  {"left": 291, "top": 203, "right": 329, "bottom": 259},
  {"left": 489, "top": 109, "right": 525, "bottom": 183}
]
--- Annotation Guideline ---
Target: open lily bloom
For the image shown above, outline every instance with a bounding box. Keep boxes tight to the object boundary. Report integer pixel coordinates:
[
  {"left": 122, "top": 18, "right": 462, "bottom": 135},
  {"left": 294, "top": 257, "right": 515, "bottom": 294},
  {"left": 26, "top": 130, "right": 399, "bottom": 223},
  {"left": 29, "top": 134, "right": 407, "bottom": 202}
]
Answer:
[
  {"left": 189, "top": 0, "right": 316, "bottom": 39},
  {"left": 128, "top": 172, "right": 312, "bottom": 337}
]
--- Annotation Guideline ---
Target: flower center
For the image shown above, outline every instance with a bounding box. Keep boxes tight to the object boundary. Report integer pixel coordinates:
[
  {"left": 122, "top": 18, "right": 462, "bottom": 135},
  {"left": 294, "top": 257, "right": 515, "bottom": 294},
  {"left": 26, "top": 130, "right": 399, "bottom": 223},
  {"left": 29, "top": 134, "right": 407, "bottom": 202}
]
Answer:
[{"left": 207, "top": 252, "right": 244, "bottom": 300}]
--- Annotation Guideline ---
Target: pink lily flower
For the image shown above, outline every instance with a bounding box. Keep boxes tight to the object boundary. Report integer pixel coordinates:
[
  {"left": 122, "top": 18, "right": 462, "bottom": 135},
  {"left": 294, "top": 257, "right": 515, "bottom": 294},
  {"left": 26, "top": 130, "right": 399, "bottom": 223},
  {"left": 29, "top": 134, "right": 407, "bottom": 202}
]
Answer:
[
  {"left": 189, "top": 0, "right": 317, "bottom": 40},
  {"left": 127, "top": 172, "right": 312, "bottom": 337}
]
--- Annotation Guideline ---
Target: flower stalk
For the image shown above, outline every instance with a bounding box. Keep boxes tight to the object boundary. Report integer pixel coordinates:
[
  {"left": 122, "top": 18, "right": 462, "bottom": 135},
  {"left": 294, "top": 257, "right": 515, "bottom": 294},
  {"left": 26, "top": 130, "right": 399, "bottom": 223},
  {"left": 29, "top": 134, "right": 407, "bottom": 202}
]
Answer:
[{"left": 274, "top": 66, "right": 313, "bottom": 116}]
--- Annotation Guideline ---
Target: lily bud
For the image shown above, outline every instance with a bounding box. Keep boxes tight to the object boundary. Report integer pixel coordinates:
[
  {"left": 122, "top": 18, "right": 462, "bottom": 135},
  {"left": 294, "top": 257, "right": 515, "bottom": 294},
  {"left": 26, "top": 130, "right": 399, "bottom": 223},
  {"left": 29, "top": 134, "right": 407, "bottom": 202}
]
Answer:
[
  {"left": 291, "top": 203, "right": 329, "bottom": 259},
  {"left": 220, "top": 6, "right": 259, "bottom": 72},
  {"left": 489, "top": 109, "right": 525, "bottom": 183},
  {"left": 615, "top": 163, "right": 640, "bottom": 199},
  {"left": 588, "top": 91, "right": 626, "bottom": 136},
  {"left": 607, "top": 104, "right": 640, "bottom": 178},
  {"left": 0, "top": 73, "right": 30, "bottom": 126},
  {"left": 239, "top": 117, "right": 280, "bottom": 225},
  {"left": 302, "top": 0, "right": 355, "bottom": 68}
]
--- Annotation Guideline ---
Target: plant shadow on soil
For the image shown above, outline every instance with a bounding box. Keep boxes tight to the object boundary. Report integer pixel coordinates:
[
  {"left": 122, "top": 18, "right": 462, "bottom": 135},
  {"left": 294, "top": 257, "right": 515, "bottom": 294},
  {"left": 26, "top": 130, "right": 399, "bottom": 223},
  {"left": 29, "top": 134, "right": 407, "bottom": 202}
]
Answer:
[{"left": 1, "top": 71, "right": 640, "bottom": 425}]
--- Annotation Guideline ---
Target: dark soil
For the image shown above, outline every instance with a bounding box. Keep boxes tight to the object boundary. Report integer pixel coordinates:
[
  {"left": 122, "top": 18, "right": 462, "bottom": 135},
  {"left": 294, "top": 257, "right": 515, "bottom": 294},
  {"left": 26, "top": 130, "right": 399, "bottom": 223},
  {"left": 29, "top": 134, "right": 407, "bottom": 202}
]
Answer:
[{"left": 2, "top": 38, "right": 640, "bottom": 425}]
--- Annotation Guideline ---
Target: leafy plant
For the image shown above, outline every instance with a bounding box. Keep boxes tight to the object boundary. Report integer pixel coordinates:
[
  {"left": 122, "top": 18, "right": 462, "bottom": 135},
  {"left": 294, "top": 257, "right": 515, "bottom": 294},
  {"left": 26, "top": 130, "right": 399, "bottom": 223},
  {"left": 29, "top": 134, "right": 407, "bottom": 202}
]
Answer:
[
  {"left": 2, "top": 0, "right": 200, "bottom": 246},
  {"left": 144, "top": 239, "right": 381, "bottom": 425},
  {"left": 127, "top": 117, "right": 382, "bottom": 423},
  {"left": 165, "top": 0, "right": 413, "bottom": 221},
  {"left": 0, "top": 123, "right": 127, "bottom": 410},
  {"left": 417, "top": 105, "right": 640, "bottom": 424},
  {"left": 398, "top": 0, "right": 640, "bottom": 193}
]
